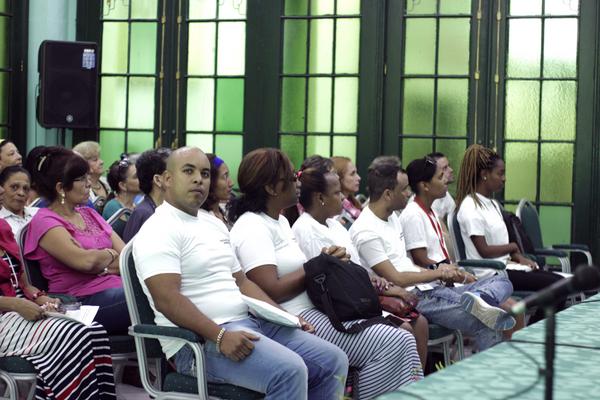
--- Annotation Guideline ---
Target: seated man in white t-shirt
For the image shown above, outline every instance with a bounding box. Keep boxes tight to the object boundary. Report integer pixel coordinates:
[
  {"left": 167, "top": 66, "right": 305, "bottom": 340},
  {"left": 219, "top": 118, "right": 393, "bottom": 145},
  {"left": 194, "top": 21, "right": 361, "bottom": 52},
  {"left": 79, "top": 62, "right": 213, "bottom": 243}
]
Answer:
[
  {"left": 349, "top": 156, "right": 515, "bottom": 351},
  {"left": 133, "top": 147, "right": 348, "bottom": 399}
]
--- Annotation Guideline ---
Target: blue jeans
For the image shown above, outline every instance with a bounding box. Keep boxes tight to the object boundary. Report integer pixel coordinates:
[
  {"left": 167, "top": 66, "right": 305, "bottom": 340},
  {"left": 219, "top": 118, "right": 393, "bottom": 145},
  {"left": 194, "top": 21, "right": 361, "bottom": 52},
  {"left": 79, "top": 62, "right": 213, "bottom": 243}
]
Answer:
[
  {"left": 79, "top": 286, "right": 130, "bottom": 335},
  {"left": 415, "top": 274, "right": 513, "bottom": 350},
  {"left": 174, "top": 317, "right": 348, "bottom": 400}
]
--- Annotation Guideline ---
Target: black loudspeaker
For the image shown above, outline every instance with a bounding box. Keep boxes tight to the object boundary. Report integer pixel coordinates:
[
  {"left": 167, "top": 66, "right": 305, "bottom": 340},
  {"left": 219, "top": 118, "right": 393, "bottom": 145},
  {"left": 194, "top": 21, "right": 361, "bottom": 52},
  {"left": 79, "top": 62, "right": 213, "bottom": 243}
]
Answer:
[{"left": 37, "top": 40, "right": 99, "bottom": 129}]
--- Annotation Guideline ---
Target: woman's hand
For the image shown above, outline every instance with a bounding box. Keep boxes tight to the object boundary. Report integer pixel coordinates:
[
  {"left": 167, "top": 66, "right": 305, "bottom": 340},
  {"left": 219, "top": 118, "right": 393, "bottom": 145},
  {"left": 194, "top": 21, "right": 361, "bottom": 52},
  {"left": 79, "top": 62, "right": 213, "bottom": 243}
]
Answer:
[
  {"left": 321, "top": 246, "right": 350, "bottom": 262},
  {"left": 34, "top": 295, "right": 61, "bottom": 308},
  {"left": 388, "top": 286, "right": 418, "bottom": 305},
  {"left": 13, "top": 298, "right": 46, "bottom": 321},
  {"left": 298, "top": 315, "right": 315, "bottom": 333},
  {"left": 371, "top": 275, "right": 391, "bottom": 294}
]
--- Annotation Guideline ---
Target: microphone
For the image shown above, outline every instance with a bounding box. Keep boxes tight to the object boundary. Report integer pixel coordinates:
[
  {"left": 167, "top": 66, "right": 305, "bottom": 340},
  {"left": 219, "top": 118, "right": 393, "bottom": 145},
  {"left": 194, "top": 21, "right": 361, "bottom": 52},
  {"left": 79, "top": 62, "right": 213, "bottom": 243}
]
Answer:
[{"left": 510, "top": 265, "right": 600, "bottom": 315}]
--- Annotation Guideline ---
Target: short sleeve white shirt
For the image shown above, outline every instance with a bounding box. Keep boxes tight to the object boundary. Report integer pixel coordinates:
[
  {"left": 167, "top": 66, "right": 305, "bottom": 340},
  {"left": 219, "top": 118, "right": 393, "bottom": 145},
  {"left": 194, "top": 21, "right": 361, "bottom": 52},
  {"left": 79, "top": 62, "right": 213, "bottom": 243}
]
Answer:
[
  {"left": 400, "top": 201, "right": 448, "bottom": 264},
  {"left": 133, "top": 203, "right": 248, "bottom": 359},
  {"left": 0, "top": 206, "right": 38, "bottom": 236},
  {"left": 230, "top": 212, "right": 313, "bottom": 315}
]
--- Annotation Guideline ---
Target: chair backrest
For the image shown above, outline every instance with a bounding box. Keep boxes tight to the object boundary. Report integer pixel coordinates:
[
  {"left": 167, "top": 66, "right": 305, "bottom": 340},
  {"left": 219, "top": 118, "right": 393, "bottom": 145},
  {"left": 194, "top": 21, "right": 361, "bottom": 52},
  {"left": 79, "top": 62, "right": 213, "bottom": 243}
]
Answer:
[
  {"left": 17, "top": 223, "right": 49, "bottom": 292},
  {"left": 448, "top": 209, "right": 467, "bottom": 261},
  {"left": 107, "top": 208, "right": 132, "bottom": 238},
  {"left": 516, "top": 199, "right": 544, "bottom": 249}
]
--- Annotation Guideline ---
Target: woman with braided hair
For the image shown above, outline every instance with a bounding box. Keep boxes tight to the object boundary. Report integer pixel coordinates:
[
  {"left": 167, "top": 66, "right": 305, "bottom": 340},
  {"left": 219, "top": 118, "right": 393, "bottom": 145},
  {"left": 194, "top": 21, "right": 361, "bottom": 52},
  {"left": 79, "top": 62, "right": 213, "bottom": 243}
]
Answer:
[{"left": 455, "top": 144, "right": 564, "bottom": 323}]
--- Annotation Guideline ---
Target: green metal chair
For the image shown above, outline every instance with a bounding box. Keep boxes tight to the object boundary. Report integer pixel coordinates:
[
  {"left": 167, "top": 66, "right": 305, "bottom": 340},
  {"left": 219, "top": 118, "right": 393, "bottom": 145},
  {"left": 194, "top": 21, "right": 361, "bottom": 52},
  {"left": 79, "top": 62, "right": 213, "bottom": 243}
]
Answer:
[{"left": 427, "top": 324, "right": 464, "bottom": 367}]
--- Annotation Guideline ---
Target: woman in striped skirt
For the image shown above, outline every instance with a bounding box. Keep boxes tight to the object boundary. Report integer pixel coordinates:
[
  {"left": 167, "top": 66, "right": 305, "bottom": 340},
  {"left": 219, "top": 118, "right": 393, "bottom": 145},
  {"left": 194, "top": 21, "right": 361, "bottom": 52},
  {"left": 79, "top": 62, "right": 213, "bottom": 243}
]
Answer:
[
  {"left": 0, "top": 217, "right": 116, "bottom": 399},
  {"left": 230, "top": 149, "right": 423, "bottom": 400}
]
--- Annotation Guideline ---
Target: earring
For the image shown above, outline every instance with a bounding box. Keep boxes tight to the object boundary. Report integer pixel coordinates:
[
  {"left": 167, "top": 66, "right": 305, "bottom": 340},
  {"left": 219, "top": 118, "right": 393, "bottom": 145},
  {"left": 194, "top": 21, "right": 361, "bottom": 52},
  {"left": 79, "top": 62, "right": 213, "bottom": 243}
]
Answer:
[
  {"left": 483, "top": 176, "right": 487, "bottom": 181},
  {"left": 320, "top": 200, "right": 325, "bottom": 206},
  {"left": 60, "top": 192, "right": 65, "bottom": 205}
]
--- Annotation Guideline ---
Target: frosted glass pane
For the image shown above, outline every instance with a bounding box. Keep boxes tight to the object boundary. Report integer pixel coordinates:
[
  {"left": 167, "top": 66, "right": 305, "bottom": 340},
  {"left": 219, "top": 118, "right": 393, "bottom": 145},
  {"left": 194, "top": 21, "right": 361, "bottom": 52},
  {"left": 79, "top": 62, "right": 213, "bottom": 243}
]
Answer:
[
  {"left": 130, "top": 23, "right": 157, "bottom": 74},
  {"left": 540, "top": 143, "right": 573, "bottom": 203},
  {"left": 100, "top": 77, "right": 127, "bottom": 128},
  {"left": 216, "top": 78, "right": 244, "bottom": 132},
  {"left": 539, "top": 206, "right": 571, "bottom": 245},
  {"left": 218, "top": 0, "right": 247, "bottom": 19},
  {"left": 217, "top": 22, "right": 245, "bottom": 75},
  {"left": 335, "top": 19, "right": 360, "bottom": 74},
  {"left": 311, "top": 0, "right": 334, "bottom": 15},
  {"left": 128, "top": 78, "right": 155, "bottom": 129},
  {"left": 440, "top": 0, "right": 471, "bottom": 14},
  {"left": 541, "top": 81, "right": 576, "bottom": 140},
  {"left": 505, "top": 81, "right": 540, "bottom": 140},
  {"left": 131, "top": 0, "right": 157, "bottom": 18},
  {"left": 436, "top": 79, "right": 468, "bottom": 136},
  {"left": 283, "top": 20, "right": 307, "bottom": 74},
  {"left": 101, "top": 22, "right": 128, "bottom": 74},
  {"left": 215, "top": 135, "right": 243, "bottom": 186},
  {"left": 281, "top": 135, "right": 305, "bottom": 169},
  {"left": 188, "top": 23, "right": 216, "bottom": 75},
  {"left": 309, "top": 19, "right": 333, "bottom": 74},
  {"left": 545, "top": 0, "right": 579, "bottom": 15},
  {"left": 186, "top": 78, "right": 214, "bottom": 131},
  {"left": 189, "top": 0, "right": 217, "bottom": 19},
  {"left": 0, "top": 128, "right": 6, "bottom": 140},
  {"left": 186, "top": 133, "right": 213, "bottom": 152},
  {"left": 0, "top": 1, "right": 7, "bottom": 13},
  {"left": 307, "top": 77, "right": 332, "bottom": 132},
  {"left": 504, "top": 142, "right": 537, "bottom": 201},
  {"left": 406, "top": 0, "right": 436, "bottom": 14},
  {"left": 0, "top": 17, "right": 8, "bottom": 68},
  {"left": 100, "top": 131, "right": 125, "bottom": 166},
  {"left": 103, "top": 0, "right": 128, "bottom": 19},
  {"left": 307, "top": 136, "right": 331, "bottom": 157},
  {"left": 510, "top": 0, "right": 542, "bottom": 16},
  {"left": 438, "top": 18, "right": 470, "bottom": 75},
  {"left": 285, "top": 0, "right": 307, "bottom": 16},
  {"left": 436, "top": 139, "right": 466, "bottom": 195},
  {"left": 281, "top": 78, "right": 306, "bottom": 132},
  {"left": 405, "top": 19, "right": 436, "bottom": 75},
  {"left": 402, "top": 139, "right": 432, "bottom": 167},
  {"left": 0, "top": 73, "right": 7, "bottom": 124},
  {"left": 507, "top": 19, "right": 541, "bottom": 78},
  {"left": 127, "top": 131, "right": 154, "bottom": 154},
  {"left": 337, "top": 0, "right": 360, "bottom": 14},
  {"left": 402, "top": 79, "right": 434, "bottom": 135},
  {"left": 333, "top": 78, "right": 358, "bottom": 133},
  {"left": 333, "top": 136, "right": 357, "bottom": 161},
  {"left": 543, "top": 19, "right": 577, "bottom": 78}
]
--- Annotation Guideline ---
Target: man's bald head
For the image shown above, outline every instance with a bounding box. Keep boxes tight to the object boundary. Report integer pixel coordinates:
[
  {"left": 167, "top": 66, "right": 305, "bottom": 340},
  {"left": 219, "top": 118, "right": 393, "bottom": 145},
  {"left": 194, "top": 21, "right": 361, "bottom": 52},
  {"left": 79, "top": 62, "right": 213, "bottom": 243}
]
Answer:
[{"left": 166, "top": 147, "right": 206, "bottom": 172}]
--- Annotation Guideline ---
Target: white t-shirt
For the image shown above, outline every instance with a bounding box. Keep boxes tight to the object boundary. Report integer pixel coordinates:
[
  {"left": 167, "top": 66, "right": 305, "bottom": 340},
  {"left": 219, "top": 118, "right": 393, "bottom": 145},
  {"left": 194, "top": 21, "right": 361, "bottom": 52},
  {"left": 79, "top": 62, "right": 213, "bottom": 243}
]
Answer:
[
  {"left": 292, "top": 212, "right": 361, "bottom": 262},
  {"left": 432, "top": 191, "right": 455, "bottom": 221},
  {"left": 230, "top": 212, "right": 313, "bottom": 315},
  {"left": 400, "top": 201, "right": 448, "bottom": 264},
  {"left": 133, "top": 203, "right": 248, "bottom": 358},
  {"left": 0, "top": 206, "right": 38, "bottom": 236}
]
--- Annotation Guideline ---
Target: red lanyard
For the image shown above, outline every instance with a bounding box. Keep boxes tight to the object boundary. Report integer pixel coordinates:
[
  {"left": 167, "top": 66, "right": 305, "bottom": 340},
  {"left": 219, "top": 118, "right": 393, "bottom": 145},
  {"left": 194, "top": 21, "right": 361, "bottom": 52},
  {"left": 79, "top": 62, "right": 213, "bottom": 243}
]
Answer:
[{"left": 415, "top": 197, "right": 450, "bottom": 261}]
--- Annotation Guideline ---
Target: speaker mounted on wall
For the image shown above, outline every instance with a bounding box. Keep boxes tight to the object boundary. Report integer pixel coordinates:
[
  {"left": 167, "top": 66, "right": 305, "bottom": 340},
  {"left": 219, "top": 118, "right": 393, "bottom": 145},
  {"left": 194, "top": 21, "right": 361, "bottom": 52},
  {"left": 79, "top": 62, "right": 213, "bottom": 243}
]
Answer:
[{"left": 37, "top": 40, "right": 99, "bottom": 129}]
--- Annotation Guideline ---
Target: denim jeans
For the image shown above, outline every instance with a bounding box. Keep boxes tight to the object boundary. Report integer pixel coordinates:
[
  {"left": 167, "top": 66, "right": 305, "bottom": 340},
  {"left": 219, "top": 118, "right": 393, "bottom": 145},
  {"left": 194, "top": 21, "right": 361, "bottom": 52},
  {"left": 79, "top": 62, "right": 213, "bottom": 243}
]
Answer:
[
  {"left": 79, "top": 286, "right": 130, "bottom": 335},
  {"left": 174, "top": 316, "right": 348, "bottom": 400},
  {"left": 414, "top": 274, "right": 514, "bottom": 350}
]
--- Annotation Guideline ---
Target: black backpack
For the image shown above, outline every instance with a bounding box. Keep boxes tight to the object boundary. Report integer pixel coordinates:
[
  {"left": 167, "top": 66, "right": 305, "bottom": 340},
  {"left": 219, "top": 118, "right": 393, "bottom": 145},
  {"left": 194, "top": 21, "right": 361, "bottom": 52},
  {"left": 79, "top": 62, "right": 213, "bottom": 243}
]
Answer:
[
  {"left": 304, "top": 253, "right": 392, "bottom": 334},
  {"left": 502, "top": 210, "right": 535, "bottom": 254}
]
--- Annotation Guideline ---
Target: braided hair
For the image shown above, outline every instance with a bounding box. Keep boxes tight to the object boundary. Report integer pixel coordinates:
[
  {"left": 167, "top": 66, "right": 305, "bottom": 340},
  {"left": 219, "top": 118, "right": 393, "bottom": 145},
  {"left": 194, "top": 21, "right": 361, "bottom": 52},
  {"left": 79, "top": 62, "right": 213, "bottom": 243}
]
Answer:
[{"left": 455, "top": 144, "right": 501, "bottom": 208}]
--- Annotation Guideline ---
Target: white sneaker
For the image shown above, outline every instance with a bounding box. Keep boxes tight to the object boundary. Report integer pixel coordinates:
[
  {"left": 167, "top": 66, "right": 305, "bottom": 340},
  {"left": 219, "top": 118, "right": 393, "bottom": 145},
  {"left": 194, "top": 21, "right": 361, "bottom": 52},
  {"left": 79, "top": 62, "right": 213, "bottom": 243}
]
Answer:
[{"left": 460, "top": 292, "right": 516, "bottom": 331}]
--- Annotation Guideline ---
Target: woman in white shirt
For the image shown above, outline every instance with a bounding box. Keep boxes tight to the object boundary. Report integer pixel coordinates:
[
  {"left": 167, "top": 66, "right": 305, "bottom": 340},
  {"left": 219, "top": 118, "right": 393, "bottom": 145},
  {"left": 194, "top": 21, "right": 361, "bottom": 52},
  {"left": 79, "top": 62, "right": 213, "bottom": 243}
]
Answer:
[
  {"left": 455, "top": 144, "right": 565, "bottom": 323},
  {"left": 292, "top": 163, "right": 429, "bottom": 368},
  {"left": 0, "top": 166, "right": 38, "bottom": 235},
  {"left": 230, "top": 148, "right": 423, "bottom": 400}
]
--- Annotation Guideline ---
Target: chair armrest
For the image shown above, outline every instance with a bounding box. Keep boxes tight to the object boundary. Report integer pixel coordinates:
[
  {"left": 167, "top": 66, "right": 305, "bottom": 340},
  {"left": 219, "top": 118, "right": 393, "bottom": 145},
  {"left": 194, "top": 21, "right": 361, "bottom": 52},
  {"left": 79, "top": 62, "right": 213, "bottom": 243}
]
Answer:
[
  {"left": 552, "top": 244, "right": 590, "bottom": 252},
  {"left": 533, "top": 248, "right": 569, "bottom": 258},
  {"left": 457, "top": 260, "right": 506, "bottom": 270},
  {"left": 132, "top": 324, "right": 204, "bottom": 343}
]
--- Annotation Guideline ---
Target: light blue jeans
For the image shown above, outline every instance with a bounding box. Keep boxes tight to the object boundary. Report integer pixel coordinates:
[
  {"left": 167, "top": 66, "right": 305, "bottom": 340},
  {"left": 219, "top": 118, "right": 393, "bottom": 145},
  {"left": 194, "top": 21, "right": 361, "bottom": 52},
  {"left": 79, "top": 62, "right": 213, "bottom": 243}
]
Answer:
[
  {"left": 174, "top": 316, "right": 348, "bottom": 400},
  {"left": 414, "top": 274, "right": 514, "bottom": 350}
]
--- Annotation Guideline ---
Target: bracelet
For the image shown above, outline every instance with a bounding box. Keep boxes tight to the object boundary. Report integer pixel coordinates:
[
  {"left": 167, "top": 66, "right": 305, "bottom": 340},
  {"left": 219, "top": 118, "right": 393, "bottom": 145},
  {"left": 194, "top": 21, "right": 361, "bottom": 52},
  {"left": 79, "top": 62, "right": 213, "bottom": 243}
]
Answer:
[
  {"left": 105, "top": 249, "right": 116, "bottom": 268},
  {"left": 215, "top": 328, "right": 226, "bottom": 353}
]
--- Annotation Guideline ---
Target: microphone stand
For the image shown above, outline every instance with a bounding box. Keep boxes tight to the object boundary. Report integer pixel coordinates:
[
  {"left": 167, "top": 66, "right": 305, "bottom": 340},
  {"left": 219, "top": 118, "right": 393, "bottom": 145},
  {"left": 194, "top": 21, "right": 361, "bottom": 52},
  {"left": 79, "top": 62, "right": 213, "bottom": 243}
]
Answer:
[{"left": 543, "top": 305, "right": 556, "bottom": 400}]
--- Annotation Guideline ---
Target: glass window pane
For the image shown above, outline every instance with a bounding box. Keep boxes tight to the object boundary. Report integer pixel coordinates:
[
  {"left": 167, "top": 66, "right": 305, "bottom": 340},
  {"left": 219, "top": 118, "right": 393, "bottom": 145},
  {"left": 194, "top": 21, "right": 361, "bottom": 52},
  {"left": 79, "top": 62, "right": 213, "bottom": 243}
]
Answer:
[
  {"left": 100, "top": 130, "right": 125, "bottom": 166},
  {"left": 281, "top": 135, "right": 305, "bottom": 169},
  {"left": 188, "top": 23, "right": 216, "bottom": 75},
  {"left": 216, "top": 78, "right": 244, "bottom": 132},
  {"left": 311, "top": 0, "right": 334, "bottom": 15},
  {"left": 307, "top": 77, "right": 332, "bottom": 132},
  {"left": 0, "top": 17, "right": 8, "bottom": 68},
  {"left": 186, "top": 78, "right": 214, "bottom": 131},
  {"left": 540, "top": 143, "right": 573, "bottom": 203},
  {"left": 438, "top": 18, "right": 470, "bottom": 75},
  {"left": 128, "top": 77, "right": 155, "bottom": 129},
  {"left": 0, "top": 128, "right": 7, "bottom": 140},
  {"left": 440, "top": 0, "right": 471, "bottom": 14},
  {"left": 189, "top": 0, "right": 217, "bottom": 19},
  {"left": 127, "top": 131, "right": 154, "bottom": 154},
  {"left": 436, "top": 79, "right": 468, "bottom": 136},
  {"left": 281, "top": 78, "right": 306, "bottom": 132},
  {"left": 0, "top": 72, "right": 7, "bottom": 124},
  {"left": 541, "top": 81, "right": 576, "bottom": 140},
  {"left": 337, "top": 0, "right": 360, "bottom": 14},
  {"left": 101, "top": 22, "right": 128, "bottom": 74},
  {"left": 309, "top": 19, "right": 333, "bottom": 74},
  {"left": 307, "top": 135, "right": 331, "bottom": 157},
  {"left": 539, "top": 206, "right": 572, "bottom": 245},
  {"left": 402, "top": 79, "right": 434, "bottom": 135},
  {"left": 283, "top": 20, "right": 307, "bottom": 74},
  {"left": 130, "top": 23, "right": 157, "bottom": 74},
  {"left": 333, "top": 136, "right": 357, "bottom": 161},
  {"left": 404, "top": 18, "right": 436, "bottom": 75},
  {"left": 186, "top": 133, "right": 213, "bottom": 152},
  {"left": 218, "top": 0, "right": 246, "bottom": 19},
  {"left": 215, "top": 134, "right": 243, "bottom": 186},
  {"left": 131, "top": 0, "right": 157, "bottom": 18},
  {"left": 0, "top": 1, "right": 8, "bottom": 13},
  {"left": 217, "top": 22, "right": 245, "bottom": 76},
  {"left": 544, "top": 0, "right": 579, "bottom": 15},
  {"left": 285, "top": 0, "right": 308, "bottom": 16},
  {"left": 406, "top": 0, "right": 436, "bottom": 14},
  {"left": 333, "top": 78, "right": 358, "bottom": 133},
  {"left": 435, "top": 139, "right": 466, "bottom": 195},
  {"left": 507, "top": 19, "right": 541, "bottom": 78},
  {"left": 510, "top": 0, "right": 542, "bottom": 16},
  {"left": 103, "top": 0, "right": 129, "bottom": 19},
  {"left": 543, "top": 18, "right": 577, "bottom": 78},
  {"left": 402, "top": 139, "right": 432, "bottom": 167},
  {"left": 504, "top": 142, "right": 538, "bottom": 201},
  {"left": 505, "top": 80, "right": 540, "bottom": 140},
  {"left": 335, "top": 18, "right": 360, "bottom": 74},
  {"left": 100, "top": 77, "right": 127, "bottom": 128}
]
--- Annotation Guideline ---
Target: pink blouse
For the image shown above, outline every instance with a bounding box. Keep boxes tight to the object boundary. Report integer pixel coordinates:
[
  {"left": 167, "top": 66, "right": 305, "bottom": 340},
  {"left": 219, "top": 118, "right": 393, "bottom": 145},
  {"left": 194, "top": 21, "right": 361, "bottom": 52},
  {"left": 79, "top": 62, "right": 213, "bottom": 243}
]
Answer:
[{"left": 23, "top": 207, "right": 122, "bottom": 297}]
